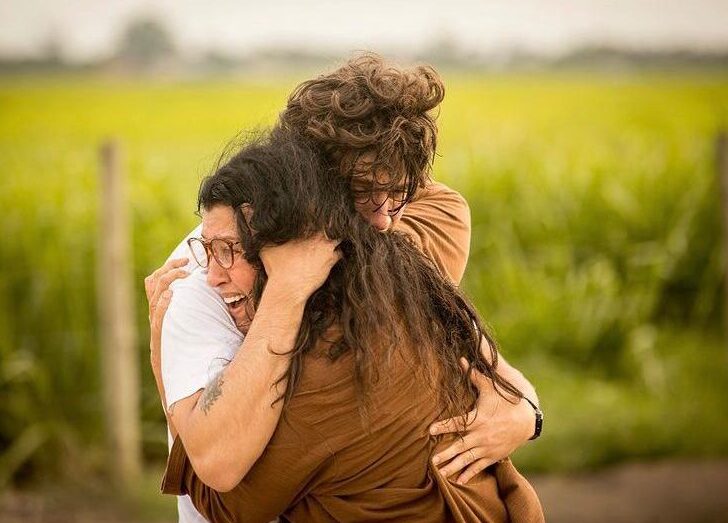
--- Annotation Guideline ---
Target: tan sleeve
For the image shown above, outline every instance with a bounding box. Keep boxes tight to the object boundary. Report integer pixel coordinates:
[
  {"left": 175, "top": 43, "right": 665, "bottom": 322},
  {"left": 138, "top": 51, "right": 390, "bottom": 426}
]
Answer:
[
  {"left": 161, "top": 413, "right": 333, "bottom": 523},
  {"left": 395, "top": 182, "right": 471, "bottom": 285},
  {"left": 494, "top": 459, "right": 546, "bottom": 522}
]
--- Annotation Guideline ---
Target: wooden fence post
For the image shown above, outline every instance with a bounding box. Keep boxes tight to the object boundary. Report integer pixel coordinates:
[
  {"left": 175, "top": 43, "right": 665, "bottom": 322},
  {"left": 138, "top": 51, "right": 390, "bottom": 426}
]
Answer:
[
  {"left": 98, "top": 139, "right": 141, "bottom": 485},
  {"left": 718, "top": 129, "right": 728, "bottom": 337}
]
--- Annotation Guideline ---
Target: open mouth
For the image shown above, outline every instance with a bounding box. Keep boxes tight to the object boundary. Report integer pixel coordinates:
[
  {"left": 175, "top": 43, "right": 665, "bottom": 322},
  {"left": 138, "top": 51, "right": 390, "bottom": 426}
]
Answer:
[
  {"left": 222, "top": 293, "right": 254, "bottom": 333},
  {"left": 223, "top": 294, "right": 248, "bottom": 312}
]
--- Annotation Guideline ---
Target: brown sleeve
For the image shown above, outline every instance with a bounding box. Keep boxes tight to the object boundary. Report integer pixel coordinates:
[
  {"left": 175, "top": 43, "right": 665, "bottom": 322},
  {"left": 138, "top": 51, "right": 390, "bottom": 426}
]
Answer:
[
  {"left": 161, "top": 413, "right": 333, "bottom": 523},
  {"left": 395, "top": 182, "right": 471, "bottom": 285},
  {"left": 494, "top": 459, "right": 545, "bottom": 522}
]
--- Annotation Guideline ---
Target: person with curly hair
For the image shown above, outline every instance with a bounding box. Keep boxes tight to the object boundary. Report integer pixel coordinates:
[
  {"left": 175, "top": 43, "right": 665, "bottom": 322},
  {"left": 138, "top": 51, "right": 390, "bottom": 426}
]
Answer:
[
  {"left": 144, "top": 54, "right": 542, "bottom": 522},
  {"left": 277, "top": 53, "right": 444, "bottom": 233}
]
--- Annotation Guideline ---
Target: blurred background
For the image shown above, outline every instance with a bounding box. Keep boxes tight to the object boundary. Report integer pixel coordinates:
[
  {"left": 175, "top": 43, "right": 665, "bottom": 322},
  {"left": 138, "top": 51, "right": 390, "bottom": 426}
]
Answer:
[{"left": 1, "top": 1, "right": 728, "bottom": 522}]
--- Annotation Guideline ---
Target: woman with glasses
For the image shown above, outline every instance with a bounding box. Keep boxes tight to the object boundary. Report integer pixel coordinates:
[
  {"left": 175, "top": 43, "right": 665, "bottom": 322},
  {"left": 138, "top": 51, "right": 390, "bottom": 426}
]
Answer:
[
  {"left": 150, "top": 130, "right": 543, "bottom": 522},
  {"left": 144, "top": 55, "right": 542, "bottom": 522}
]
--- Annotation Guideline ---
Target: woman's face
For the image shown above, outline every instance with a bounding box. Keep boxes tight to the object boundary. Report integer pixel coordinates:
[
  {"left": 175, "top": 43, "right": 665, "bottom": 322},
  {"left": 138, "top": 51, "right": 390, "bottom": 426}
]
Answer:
[
  {"left": 351, "top": 154, "right": 408, "bottom": 232},
  {"left": 200, "top": 160, "right": 409, "bottom": 332},
  {"left": 353, "top": 182, "right": 407, "bottom": 231},
  {"left": 201, "top": 205, "right": 257, "bottom": 334}
]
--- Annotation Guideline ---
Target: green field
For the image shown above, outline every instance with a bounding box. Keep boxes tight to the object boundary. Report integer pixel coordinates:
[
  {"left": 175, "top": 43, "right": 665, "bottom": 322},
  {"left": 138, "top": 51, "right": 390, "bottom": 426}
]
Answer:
[{"left": 1, "top": 71, "right": 728, "bottom": 486}]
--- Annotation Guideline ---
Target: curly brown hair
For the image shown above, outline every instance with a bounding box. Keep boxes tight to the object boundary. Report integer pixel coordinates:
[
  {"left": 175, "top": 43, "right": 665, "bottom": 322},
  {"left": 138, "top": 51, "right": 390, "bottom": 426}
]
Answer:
[{"left": 277, "top": 53, "right": 445, "bottom": 206}]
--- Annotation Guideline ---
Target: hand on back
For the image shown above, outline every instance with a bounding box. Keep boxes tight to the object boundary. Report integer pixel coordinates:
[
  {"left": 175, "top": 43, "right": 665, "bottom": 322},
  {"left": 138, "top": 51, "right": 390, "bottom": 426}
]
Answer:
[{"left": 429, "top": 359, "right": 535, "bottom": 484}]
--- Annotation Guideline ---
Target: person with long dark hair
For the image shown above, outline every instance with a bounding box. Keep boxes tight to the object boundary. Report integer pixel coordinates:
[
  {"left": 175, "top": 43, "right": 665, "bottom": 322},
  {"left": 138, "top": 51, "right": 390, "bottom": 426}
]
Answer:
[
  {"left": 153, "top": 130, "right": 543, "bottom": 522},
  {"left": 144, "top": 54, "right": 543, "bottom": 522}
]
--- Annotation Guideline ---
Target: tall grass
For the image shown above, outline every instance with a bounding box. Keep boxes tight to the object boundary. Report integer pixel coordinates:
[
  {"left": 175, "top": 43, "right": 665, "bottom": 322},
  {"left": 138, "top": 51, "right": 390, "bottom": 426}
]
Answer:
[
  {"left": 436, "top": 75, "right": 726, "bottom": 374},
  {"left": 1, "top": 72, "right": 727, "bottom": 483}
]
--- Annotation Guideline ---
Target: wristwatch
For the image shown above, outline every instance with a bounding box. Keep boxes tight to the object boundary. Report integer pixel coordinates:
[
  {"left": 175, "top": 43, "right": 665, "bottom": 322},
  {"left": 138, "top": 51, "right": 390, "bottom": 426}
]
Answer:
[{"left": 523, "top": 397, "right": 543, "bottom": 440}]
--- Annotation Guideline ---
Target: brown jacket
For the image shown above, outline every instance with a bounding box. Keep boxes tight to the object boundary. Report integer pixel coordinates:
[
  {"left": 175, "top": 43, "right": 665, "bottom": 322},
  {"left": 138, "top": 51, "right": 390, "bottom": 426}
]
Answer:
[{"left": 162, "top": 183, "right": 544, "bottom": 522}]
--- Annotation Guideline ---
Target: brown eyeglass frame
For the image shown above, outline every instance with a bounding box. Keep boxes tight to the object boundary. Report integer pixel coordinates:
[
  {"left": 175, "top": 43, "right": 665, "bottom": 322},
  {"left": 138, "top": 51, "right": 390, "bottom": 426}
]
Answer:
[{"left": 187, "top": 237, "right": 242, "bottom": 270}]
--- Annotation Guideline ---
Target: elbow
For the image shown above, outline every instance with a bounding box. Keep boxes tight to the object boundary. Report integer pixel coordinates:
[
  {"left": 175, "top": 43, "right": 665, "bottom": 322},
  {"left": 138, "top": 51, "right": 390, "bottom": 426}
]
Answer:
[
  {"left": 202, "top": 471, "right": 242, "bottom": 494},
  {"left": 186, "top": 445, "right": 254, "bottom": 493},
  {"left": 190, "top": 453, "right": 248, "bottom": 493}
]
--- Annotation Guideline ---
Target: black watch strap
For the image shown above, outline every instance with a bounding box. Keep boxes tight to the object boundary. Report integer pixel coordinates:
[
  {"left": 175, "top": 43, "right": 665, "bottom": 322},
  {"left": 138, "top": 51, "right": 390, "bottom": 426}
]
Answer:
[{"left": 523, "top": 396, "right": 543, "bottom": 440}]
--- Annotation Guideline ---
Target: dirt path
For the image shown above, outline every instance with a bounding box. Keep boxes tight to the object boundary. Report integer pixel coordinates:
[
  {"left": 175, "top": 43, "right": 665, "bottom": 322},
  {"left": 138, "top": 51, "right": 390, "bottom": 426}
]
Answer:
[
  {"left": 530, "top": 458, "right": 728, "bottom": 523},
  {"left": 3, "top": 459, "right": 728, "bottom": 522}
]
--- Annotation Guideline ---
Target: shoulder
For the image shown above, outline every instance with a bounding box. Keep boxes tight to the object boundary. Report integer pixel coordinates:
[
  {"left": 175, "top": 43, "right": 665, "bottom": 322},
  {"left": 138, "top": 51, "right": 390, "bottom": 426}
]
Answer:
[
  {"left": 162, "top": 270, "right": 242, "bottom": 358},
  {"left": 396, "top": 181, "right": 471, "bottom": 285},
  {"left": 165, "top": 272, "right": 237, "bottom": 333},
  {"left": 166, "top": 224, "right": 203, "bottom": 264},
  {"left": 404, "top": 182, "right": 470, "bottom": 223},
  {"left": 161, "top": 272, "right": 242, "bottom": 407}
]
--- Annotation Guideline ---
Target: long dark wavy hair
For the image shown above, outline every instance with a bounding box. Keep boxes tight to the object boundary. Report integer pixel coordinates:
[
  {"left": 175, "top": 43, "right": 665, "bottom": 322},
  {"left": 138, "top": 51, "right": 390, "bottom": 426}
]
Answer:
[{"left": 197, "top": 131, "right": 522, "bottom": 427}]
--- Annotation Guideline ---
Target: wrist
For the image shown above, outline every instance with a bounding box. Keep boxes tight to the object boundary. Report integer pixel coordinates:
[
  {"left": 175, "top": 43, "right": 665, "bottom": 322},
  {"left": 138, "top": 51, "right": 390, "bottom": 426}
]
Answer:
[
  {"left": 248, "top": 281, "right": 309, "bottom": 352},
  {"left": 521, "top": 396, "right": 543, "bottom": 441},
  {"left": 264, "top": 278, "right": 312, "bottom": 306}
]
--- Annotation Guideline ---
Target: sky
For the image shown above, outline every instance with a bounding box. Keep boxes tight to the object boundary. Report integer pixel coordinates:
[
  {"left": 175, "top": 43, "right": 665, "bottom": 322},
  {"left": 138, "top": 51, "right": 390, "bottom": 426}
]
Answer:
[{"left": 1, "top": 0, "right": 727, "bottom": 62}]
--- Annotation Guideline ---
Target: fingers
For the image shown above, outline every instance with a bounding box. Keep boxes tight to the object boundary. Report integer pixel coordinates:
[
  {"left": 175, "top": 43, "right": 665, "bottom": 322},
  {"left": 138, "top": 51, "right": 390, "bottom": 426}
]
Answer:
[
  {"left": 459, "top": 357, "right": 470, "bottom": 372},
  {"left": 429, "top": 417, "right": 465, "bottom": 436},
  {"left": 317, "top": 235, "right": 343, "bottom": 261},
  {"left": 260, "top": 235, "right": 341, "bottom": 283},
  {"left": 431, "top": 434, "right": 473, "bottom": 467},
  {"left": 331, "top": 241, "right": 343, "bottom": 264},
  {"left": 151, "top": 290, "right": 173, "bottom": 332},
  {"left": 156, "top": 267, "right": 189, "bottom": 296},
  {"left": 148, "top": 268, "right": 189, "bottom": 316},
  {"left": 313, "top": 233, "right": 342, "bottom": 263},
  {"left": 309, "top": 231, "right": 342, "bottom": 251},
  {"left": 153, "top": 258, "right": 189, "bottom": 281},
  {"left": 437, "top": 445, "right": 480, "bottom": 480},
  {"left": 144, "top": 258, "right": 188, "bottom": 300},
  {"left": 429, "top": 409, "right": 476, "bottom": 436},
  {"left": 150, "top": 289, "right": 173, "bottom": 368},
  {"left": 455, "top": 457, "right": 498, "bottom": 485}
]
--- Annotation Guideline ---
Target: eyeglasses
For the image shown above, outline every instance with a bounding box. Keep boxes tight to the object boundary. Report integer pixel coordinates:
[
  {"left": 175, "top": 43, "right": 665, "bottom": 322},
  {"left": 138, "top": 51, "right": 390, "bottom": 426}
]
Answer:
[
  {"left": 187, "top": 237, "right": 243, "bottom": 270},
  {"left": 352, "top": 187, "right": 409, "bottom": 215}
]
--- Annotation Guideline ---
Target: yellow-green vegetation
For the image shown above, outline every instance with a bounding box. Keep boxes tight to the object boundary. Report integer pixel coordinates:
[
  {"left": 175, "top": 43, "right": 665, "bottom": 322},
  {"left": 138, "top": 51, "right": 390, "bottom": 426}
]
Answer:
[{"left": 1, "top": 72, "right": 727, "bottom": 485}]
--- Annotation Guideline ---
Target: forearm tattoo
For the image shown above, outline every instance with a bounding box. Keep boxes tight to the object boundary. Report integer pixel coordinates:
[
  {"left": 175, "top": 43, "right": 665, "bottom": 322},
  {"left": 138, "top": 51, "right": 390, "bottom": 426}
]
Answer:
[{"left": 199, "top": 373, "right": 224, "bottom": 415}]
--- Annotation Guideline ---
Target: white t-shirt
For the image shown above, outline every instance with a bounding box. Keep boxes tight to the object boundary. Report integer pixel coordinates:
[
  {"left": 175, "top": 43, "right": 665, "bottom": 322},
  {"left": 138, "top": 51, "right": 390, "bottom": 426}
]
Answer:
[{"left": 162, "top": 225, "right": 244, "bottom": 523}]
